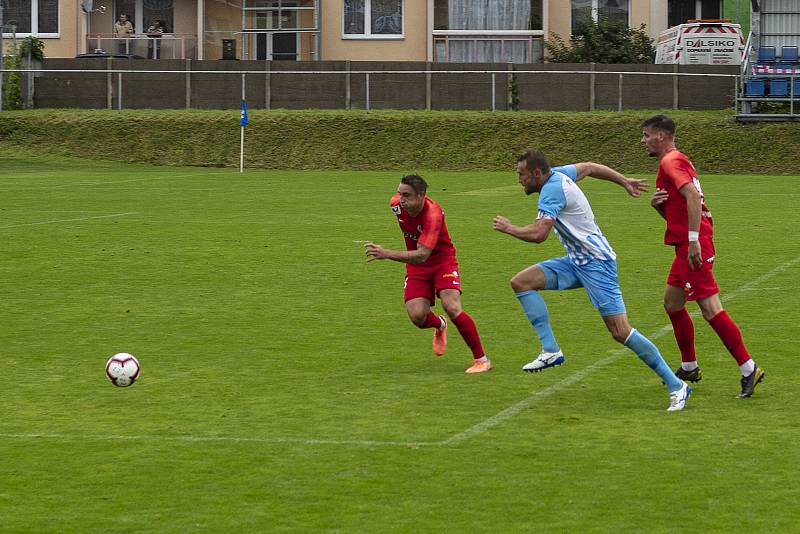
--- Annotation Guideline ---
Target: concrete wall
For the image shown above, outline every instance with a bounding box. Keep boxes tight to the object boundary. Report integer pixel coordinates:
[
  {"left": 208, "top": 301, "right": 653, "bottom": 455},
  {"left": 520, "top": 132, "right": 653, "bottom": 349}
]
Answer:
[{"left": 33, "top": 59, "right": 738, "bottom": 111}]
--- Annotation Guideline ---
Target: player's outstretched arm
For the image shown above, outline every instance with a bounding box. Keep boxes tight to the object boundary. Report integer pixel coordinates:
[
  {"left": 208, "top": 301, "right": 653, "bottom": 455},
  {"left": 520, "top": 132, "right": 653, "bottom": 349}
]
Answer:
[
  {"left": 573, "top": 162, "right": 648, "bottom": 197},
  {"left": 365, "top": 242, "right": 433, "bottom": 264},
  {"left": 493, "top": 215, "right": 553, "bottom": 243}
]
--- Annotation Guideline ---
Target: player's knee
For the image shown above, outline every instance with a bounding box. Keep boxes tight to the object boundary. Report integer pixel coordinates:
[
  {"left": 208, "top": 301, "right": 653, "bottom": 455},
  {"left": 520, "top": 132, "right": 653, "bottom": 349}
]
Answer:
[
  {"left": 606, "top": 322, "right": 631, "bottom": 344},
  {"left": 442, "top": 301, "right": 462, "bottom": 319},
  {"left": 510, "top": 275, "right": 529, "bottom": 293},
  {"left": 611, "top": 329, "right": 629, "bottom": 344},
  {"left": 663, "top": 299, "right": 681, "bottom": 313},
  {"left": 408, "top": 312, "right": 427, "bottom": 327}
]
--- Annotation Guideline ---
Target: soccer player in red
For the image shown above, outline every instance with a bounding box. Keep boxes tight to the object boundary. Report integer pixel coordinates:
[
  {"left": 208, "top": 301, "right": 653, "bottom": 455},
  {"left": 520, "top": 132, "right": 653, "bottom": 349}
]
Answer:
[
  {"left": 641, "top": 114, "right": 764, "bottom": 398},
  {"left": 364, "top": 175, "right": 491, "bottom": 374}
]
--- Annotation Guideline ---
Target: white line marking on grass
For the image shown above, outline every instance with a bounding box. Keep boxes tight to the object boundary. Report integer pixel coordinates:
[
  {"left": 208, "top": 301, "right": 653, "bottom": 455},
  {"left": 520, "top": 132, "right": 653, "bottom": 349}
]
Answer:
[
  {"left": 0, "top": 433, "right": 422, "bottom": 447},
  {"left": 1, "top": 256, "right": 797, "bottom": 449},
  {"left": 0, "top": 173, "right": 200, "bottom": 191},
  {"left": 0, "top": 212, "right": 138, "bottom": 229},
  {"left": 454, "top": 185, "right": 519, "bottom": 196},
  {"left": 442, "top": 254, "right": 800, "bottom": 445}
]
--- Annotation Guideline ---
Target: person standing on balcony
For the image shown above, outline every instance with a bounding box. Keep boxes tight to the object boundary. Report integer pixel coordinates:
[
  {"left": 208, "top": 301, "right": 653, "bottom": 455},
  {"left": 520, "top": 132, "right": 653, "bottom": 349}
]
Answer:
[
  {"left": 146, "top": 19, "right": 164, "bottom": 59},
  {"left": 114, "top": 13, "right": 134, "bottom": 55}
]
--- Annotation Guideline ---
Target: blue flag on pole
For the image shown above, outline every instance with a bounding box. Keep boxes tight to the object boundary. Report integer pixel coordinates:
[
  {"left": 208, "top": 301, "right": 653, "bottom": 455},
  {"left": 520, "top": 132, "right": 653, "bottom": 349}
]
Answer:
[{"left": 240, "top": 100, "right": 249, "bottom": 127}]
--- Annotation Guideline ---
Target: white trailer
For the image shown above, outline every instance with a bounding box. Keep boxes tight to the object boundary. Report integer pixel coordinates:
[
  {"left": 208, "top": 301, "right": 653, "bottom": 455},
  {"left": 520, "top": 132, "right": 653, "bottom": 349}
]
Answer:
[{"left": 656, "top": 21, "right": 745, "bottom": 65}]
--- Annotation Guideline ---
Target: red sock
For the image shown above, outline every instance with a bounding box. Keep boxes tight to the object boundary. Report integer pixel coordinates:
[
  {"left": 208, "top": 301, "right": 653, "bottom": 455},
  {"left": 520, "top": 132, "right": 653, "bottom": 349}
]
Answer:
[
  {"left": 667, "top": 308, "right": 696, "bottom": 363},
  {"left": 417, "top": 311, "right": 442, "bottom": 330},
  {"left": 707, "top": 310, "right": 751, "bottom": 366},
  {"left": 452, "top": 311, "right": 486, "bottom": 359}
]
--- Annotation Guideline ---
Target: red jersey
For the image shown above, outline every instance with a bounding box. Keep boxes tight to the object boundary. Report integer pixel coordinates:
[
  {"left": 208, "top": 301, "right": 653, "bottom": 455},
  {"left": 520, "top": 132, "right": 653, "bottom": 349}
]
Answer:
[
  {"left": 390, "top": 194, "right": 457, "bottom": 274},
  {"left": 656, "top": 149, "right": 714, "bottom": 245}
]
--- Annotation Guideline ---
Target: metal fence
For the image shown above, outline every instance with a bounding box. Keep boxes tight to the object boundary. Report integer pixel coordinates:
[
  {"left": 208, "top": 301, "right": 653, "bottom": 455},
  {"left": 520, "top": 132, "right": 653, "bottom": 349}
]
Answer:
[{"left": 4, "top": 61, "right": 740, "bottom": 112}]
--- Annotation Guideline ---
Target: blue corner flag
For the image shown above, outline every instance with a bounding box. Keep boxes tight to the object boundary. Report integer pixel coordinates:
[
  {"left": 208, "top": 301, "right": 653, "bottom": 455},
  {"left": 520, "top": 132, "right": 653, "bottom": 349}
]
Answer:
[{"left": 240, "top": 100, "right": 249, "bottom": 127}]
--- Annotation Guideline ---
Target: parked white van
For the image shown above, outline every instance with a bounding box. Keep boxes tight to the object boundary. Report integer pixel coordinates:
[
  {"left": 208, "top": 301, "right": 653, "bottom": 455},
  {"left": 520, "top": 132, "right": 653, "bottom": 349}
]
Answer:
[{"left": 656, "top": 21, "right": 745, "bottom": 65}]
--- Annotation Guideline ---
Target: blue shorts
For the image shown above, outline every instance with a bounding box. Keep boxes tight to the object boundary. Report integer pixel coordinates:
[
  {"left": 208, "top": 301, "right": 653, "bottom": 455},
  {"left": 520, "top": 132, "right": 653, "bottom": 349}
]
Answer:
[{"left": 537, "top": 256, "right": 626, "bottom": 317}]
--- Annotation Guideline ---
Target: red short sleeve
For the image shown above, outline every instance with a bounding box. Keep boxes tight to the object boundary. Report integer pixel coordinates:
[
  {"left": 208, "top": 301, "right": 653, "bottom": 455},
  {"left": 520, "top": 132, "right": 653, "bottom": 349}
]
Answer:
[
  {"left": 662, "top": 153, "right": 695, "bottom": 191},
  {"left": 417, "top": 205, "right": 443, "bottom": 250}
]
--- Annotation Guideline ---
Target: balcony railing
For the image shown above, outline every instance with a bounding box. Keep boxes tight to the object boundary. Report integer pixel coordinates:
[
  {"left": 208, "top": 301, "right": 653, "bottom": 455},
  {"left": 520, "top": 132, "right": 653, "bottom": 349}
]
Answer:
[
  {"left": 433, "top": 30, "right": 544, "bottom": 64},
  {"left": 86, "top": 34, "right": 197, "bottom": 59}
]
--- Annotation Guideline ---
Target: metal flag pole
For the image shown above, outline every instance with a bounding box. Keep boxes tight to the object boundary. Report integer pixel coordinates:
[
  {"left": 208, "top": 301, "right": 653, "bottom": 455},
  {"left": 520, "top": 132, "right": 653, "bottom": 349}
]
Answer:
[{"left": 239, "top": 73, "right": 246, "bottom": 173}]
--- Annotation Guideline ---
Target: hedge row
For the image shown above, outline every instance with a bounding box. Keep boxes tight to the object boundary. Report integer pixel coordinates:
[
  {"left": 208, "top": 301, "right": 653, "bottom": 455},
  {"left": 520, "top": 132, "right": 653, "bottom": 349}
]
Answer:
[{"left": 1, "top": 109, "right": 799, "bottom": 174}]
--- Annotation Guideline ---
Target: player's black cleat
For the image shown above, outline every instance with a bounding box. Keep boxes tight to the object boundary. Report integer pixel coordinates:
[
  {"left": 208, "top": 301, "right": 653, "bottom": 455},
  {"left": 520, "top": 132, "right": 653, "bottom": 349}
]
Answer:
[
  {"left": 737, "top": 365, "right": 765, "bottom": 398},
  {"left": 675, "top": 366, "right": 703, "bottom": 383}
]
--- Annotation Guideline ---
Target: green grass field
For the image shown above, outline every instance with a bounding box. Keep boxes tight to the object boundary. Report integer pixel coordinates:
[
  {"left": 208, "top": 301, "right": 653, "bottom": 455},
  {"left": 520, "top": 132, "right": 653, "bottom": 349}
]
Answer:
[{"left": 1, "top": 151, "right": 798, "bottom": 532}]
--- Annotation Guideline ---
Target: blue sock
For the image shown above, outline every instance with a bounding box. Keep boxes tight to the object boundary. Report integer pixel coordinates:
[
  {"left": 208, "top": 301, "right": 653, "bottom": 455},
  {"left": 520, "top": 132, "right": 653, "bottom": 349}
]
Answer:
[
  {"left": 516, "top": 290, "right": 560, "bottom": 353},
  {"left": 624, "top": 329, "right": 683, "bottom": 392}
]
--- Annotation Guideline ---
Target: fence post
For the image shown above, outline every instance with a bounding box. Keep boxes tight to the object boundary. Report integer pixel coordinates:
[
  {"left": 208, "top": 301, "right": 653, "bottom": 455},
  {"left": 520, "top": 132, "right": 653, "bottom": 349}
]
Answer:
[
  {"left": 426, "top": 62, "right": 431, "bottom": 111},
  {"left": 185, "top": 58, "right": 191, "bottom": 109},
  {"left": 118, "top": 72, "right": 123, "bottom": 110},
  {"left": 491, "top": 72, "right": 496, "bottom": 112},
  {"left": 506, "top": 62, "right": 513, "bottom": 111},
  {"left": 106, "top": 57, "right": 113, "bottom": 109},
  {"left": 617, "top": 73, "right": 623, "bottom": 112},
  {"left": 265, "top": 60, "right": 271, "bottom": 110},
  {"left": 25, "top": 50, "right": 33, "bottom": 108},
  {"left": 365, "top": 72, "right": 370, "bottom": 112},
  {"left": 673, "top": 64, "right": 679, "bottom": 109},
  {"left": 345, "top": 60, "right": 351, "bottom": 110},
  {"left": 589, "top": 62, "right": 596, "bottom": 111}
]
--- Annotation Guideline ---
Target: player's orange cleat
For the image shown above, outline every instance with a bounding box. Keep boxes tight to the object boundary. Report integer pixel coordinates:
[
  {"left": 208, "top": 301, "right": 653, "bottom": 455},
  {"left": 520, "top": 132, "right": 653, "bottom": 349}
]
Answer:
[
  {"left": 465, "top": 358, "right": 492, "bottom": 374},
  {"left": 433, "top": 315, "right": 448, "bottom": 356}
]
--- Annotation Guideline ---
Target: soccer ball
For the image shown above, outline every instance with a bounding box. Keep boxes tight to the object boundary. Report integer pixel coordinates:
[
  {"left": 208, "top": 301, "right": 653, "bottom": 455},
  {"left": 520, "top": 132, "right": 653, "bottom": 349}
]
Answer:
[{"left": 105, "top": 353, "right": 141, "bottom": 387}]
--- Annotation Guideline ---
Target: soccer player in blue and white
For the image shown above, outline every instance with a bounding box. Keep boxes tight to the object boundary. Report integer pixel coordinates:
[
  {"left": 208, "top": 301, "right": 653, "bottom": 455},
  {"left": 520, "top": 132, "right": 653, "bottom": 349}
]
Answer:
[{"left": 493, "top": 149, "right": 690, "bottom": 411}]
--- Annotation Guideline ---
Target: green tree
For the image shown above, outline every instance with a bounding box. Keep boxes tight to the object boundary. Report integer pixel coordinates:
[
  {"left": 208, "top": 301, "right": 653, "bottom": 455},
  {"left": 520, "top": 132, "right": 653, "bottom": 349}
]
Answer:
[
  {"left": 2, "top": 37, "right": 45, "bottom": 110},
  {"left": 545, "top": 16, "right": 655, "bottom": 64}
]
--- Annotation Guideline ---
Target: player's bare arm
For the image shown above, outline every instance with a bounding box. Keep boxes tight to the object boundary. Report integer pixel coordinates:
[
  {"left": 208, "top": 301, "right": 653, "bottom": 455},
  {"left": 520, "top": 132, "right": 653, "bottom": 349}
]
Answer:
[
  {"left": 573, "top": 162, "right": 649, "bottom": 197},
  {"left": 679, "top": 182, "right": 703, "bottom": 270},
  {"left": 364, "top": 242, "right": 433, "bottom": 264},
  {"left": 493, "top": 215, "right": 554, "bottom": 243},
  {"left": 650, "top": 188, "right": 668, "bottom": 219}
]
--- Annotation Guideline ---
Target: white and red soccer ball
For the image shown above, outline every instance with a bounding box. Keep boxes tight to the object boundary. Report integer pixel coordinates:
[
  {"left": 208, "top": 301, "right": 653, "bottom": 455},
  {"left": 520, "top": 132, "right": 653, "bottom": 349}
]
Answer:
[{"left": 105, "top": 353, "right": 140, "bottom": 387}]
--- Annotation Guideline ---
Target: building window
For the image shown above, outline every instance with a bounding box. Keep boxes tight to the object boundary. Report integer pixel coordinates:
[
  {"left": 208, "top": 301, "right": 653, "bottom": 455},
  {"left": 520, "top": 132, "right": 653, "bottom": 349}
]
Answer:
[
  {"left": 2, "top": 0, "right": 59, "bottom": 36},
  {"left": 572, "top": 0, "right": 629, "bottom": 33},
  {"left": 434, "top": 0, "right": 542, "bottom": 31},
  {"left": 343, "top": 0, "right": 403, "bottom": 38},
  {"left": 668, "top": 0, "right": 722, "bottom": 27}
]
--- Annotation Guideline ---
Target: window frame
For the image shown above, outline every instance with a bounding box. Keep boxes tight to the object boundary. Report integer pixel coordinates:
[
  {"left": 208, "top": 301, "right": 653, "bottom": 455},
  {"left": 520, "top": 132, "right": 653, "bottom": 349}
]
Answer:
[
  {"left": 342, "top": 0, "right": 404, "bottom": 40},
  {"left": 571, "top": 0, "right": 631, "bottom": 35},
  {"left": 1, "top": 0, "right": 60, "bottom": 38}
]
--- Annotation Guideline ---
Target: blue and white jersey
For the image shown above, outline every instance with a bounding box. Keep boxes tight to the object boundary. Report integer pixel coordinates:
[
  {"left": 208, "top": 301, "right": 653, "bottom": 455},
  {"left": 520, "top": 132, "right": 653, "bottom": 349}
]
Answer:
[{"left": 536, "top": 165, "right": 616, "bottom": 265}]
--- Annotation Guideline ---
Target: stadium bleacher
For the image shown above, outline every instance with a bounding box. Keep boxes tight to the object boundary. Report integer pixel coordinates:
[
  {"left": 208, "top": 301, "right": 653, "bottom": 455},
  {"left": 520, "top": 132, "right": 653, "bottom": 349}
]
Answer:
[
  {"left": 780, "top": 46, "right": 799, "bottom": 63},
  {"left": 757, "top": 45, "right": 777, "bottom": 63},
  {"left": 745, "top": 78, "right": 766, "bottom": 97},
  {"left": 769, "top": 78, "right": 789, "bottom": 97},
  {"left": 737, "top": 2, "right": 800, "bottom": 120},
  {"left": 745, "top": 46, "right": 799, "bottom": 99}
]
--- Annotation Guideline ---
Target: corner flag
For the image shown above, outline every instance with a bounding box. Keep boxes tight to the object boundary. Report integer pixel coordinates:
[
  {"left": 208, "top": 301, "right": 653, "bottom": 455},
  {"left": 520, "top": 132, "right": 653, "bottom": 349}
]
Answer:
[
  {"left": 239, "top": 100, "right": 248, "bottom": 173},
  {"left": 240, "top": 100, "right": 249, "bottom": 127}
]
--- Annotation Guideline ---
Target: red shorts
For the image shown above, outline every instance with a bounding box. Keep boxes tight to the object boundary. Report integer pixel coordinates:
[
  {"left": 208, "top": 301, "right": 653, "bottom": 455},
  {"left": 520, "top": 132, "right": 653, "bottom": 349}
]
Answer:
[
  {"left": 666, "top": 237, "right": 719, "bottom": 301},
  {"left": 404, "top": 261, "right": 462, "bottom": 303}
]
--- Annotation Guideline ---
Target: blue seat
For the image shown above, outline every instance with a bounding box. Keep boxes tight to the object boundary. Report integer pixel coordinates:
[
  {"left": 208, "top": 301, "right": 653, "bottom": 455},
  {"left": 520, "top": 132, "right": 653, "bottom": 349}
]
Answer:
[
  {"left": 745, "top": 78, "right": 766, "bottom": 96},
  {"left": 769, "top": 78, "right": 789, "bottom": 97},
  {"left": 793, "top": 78, "right": 800, "bottom": 97},
  {"left": 780, "top": 46, "right": 799, "bottom": 63},
  {"left": 758, "top": 46, "right": 777, "bottom": 63}
]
